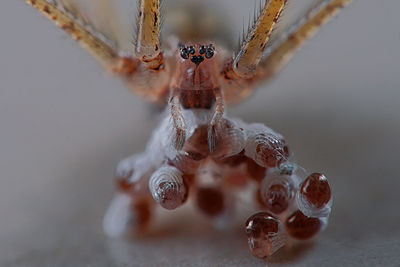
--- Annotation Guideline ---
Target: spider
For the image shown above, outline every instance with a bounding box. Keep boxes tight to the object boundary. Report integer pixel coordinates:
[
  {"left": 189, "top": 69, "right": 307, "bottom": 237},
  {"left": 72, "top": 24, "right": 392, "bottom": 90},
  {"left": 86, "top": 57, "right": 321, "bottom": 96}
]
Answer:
[{"left": 25, "top": 0, "right": 351, "bottom": 259}]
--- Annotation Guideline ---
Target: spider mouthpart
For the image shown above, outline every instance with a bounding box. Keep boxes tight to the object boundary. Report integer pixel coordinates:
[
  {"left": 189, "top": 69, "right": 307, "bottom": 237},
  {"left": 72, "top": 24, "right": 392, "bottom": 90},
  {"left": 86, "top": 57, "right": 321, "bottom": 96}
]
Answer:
[{"left": 190, "top": 55, "right": 204, "bottom": 66}]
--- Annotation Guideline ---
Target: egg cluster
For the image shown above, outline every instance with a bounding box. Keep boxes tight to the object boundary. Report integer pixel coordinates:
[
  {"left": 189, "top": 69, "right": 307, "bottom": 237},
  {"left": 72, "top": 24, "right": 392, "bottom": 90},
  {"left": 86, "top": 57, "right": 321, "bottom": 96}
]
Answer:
[{"left": 103, "top": 110, "right": 332, "bottom": 258}]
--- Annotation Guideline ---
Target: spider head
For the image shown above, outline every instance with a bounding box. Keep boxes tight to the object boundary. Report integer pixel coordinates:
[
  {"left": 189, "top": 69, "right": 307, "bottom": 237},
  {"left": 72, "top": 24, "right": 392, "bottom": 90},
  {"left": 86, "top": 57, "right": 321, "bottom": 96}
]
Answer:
[
  {"left": 174, "top": 42, "right": 220, "bottom": 92},
  {"left": 178, "top": 42, "right": 216, "bottom": 67}
]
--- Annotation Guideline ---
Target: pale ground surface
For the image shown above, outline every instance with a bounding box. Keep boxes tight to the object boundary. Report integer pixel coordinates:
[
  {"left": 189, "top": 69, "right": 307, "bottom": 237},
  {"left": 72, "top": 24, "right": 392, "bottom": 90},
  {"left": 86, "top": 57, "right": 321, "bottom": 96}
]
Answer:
[{"left": 1, "top": 0, "right": 400, "bottom": 266}]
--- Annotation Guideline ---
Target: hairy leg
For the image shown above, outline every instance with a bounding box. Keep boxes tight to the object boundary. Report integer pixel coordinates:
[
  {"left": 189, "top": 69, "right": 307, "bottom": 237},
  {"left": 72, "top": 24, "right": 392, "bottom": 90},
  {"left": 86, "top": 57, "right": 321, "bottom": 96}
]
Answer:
[
  {"left": 123, "top": 0, "right": 171, "bottom": 105},
  {"left": 226, "top": 0, "right": 287, "bottom": 79},
  {"left": 253, "top": 0, "right": 353, "bottom": 84},
  {"left": 25, "top": 0, "right": 170, "bottom": 104},
  {"left": 221, "top": 0, "right": 352, "bottom": 105},
  {"left": 135, "top": 0, "right": 162, "bottom": 67},
  {"left": 26, "top": 0, "right": 120, "bottom": 68}
]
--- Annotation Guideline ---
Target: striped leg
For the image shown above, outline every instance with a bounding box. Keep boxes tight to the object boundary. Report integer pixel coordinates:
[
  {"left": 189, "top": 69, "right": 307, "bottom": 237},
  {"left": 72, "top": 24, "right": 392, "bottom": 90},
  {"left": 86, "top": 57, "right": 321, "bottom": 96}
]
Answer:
[
  {"left": 26, "top": 0, "right": 120, "bottom": 68},
  {"left": 135, "top": 0, "right": 163, "bottom": 70},
  {"left": 123, "top": 0, "right": 170, "bottom": 104},
  {"left": 221, "top": 0, "right": 352, "bottom": 105},
  {"left": 26, "top": 0, "right": 170, "bottom": 104},
  {"left": 227, "top": 0, "right": 288, "bottom": 79},
  {"left": 253, "top": 0, "right": 353, "bottom": 84}
]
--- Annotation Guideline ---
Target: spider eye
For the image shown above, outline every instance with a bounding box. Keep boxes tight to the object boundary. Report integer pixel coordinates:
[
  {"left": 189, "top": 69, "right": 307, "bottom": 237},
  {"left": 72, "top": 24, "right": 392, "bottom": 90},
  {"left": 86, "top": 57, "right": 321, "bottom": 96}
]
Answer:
[
  {"left": 199, "top": 46, "right": 206, "bottom": 55},
  {"left": 189, "top": 46, "right": 195, "bottom": 55},
  {"left": 180, "top": 48, "right": 189, "bottom": 59},
  {"left": 205, "top": 47, "right": 214, "bottom": 59}
]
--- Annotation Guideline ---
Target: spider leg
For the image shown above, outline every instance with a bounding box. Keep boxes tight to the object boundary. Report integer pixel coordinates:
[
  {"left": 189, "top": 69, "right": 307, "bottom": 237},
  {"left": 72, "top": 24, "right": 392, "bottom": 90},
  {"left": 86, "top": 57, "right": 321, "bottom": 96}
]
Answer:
[
  {"left": 135, "top": 0, "right": 163, "bottom": 69},
  {"left": 120, "top": 0, "right": 170, "bottom": 105},
  {"left": 221, "top": 0, "right": 352, "bottom": 105},
  {"left": 25, "top": 0, "right": 122, "bottom": 69},
  {"left": 55, "top": 0, "right": 91, "bottom": 25},
  {"left": 84, "top": 0, "right": 133, "bottom": 51},
  {"left": 253, "top": 0, "right": 353, "bottom": 84},
  {"left": 26, "top": 0, "right": 169, "bottom": 104},
  {"left": 228, "top": 0, "right": 287, "bottom": 79}
]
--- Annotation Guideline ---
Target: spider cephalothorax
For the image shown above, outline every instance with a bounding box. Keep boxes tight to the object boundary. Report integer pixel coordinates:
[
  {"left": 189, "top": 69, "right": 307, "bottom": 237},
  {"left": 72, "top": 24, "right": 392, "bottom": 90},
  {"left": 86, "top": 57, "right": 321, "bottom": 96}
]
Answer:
[
  {"left": 26, "top": 0, "right": 351, "bottom": 259},
  {"left": 175, "top": 42, "right": 219, "bottom": 109}
]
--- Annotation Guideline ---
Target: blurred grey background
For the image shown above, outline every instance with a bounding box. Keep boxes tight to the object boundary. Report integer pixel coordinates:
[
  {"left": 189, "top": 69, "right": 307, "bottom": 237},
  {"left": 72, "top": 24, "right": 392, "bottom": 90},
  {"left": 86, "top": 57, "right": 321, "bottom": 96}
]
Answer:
[{"left": 1, "top": 0, "right": 400, "bottom": 266}]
